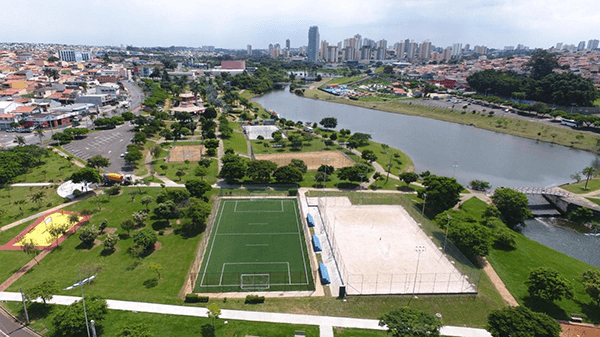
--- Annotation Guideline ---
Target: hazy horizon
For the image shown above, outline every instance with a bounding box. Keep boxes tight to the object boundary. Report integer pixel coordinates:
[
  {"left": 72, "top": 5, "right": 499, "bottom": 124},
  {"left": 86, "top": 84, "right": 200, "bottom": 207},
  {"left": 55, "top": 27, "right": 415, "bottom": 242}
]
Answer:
[{"left": 3, "top": 0, "right": 600, "bottom": 50}]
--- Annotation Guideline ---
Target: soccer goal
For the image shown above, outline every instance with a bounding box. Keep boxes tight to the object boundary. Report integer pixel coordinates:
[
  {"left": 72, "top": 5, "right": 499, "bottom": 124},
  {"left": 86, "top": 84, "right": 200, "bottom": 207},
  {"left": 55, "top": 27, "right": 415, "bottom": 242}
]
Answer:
[{"left": 240, "top": 273, "right": 270, "bottom": 290}]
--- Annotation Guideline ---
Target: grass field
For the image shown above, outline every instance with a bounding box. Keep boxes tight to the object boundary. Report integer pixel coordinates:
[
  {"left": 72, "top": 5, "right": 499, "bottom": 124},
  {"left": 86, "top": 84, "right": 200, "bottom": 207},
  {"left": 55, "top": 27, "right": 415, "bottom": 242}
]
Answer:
[
  {"left": 0, "top": 186, "right": 66, "bottom": 225},
  {"left": 152, "top": 157, "right": 219, "bottom": 184},
  {"left": 223, "top": 123, "right": 249, "bottom": 155},
  {"left": 10, "top": 150, "right": 80, "bottom": 183},
  {"left": 6, "top": 188, "right": 205, "bottom": 304},
  {"left": 561, "top": 179, "right": 600, "bottom": 194},
  {"left": 195, "top": 198, "right": 314, "bottom": 293}
]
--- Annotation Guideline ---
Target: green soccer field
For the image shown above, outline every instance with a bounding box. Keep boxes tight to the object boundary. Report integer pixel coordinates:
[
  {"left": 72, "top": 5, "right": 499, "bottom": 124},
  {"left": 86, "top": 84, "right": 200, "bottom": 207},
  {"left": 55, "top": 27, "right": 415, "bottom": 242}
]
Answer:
[{"left": 194, "top": 198, "right": 314, "bottom": 293}]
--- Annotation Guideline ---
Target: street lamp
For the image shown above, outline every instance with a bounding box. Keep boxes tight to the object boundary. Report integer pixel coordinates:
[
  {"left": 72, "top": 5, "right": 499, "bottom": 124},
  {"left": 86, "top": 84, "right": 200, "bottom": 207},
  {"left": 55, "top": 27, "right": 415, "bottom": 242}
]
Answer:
[
  {"left": 412, "top": 245, "right": 426, "bottom": 296},
  {"left": 452, "top": 161, "right": 459, "bottom": 178},
  {"left": 421, "top": 193, "right": 427, "bottom": 216}
]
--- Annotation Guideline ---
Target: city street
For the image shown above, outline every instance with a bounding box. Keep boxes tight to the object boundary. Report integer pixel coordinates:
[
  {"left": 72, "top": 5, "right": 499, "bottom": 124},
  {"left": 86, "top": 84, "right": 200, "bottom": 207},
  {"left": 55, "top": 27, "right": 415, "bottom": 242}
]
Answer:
[{"left": 122, "top": 80, "right": 144, "bottom": 113}]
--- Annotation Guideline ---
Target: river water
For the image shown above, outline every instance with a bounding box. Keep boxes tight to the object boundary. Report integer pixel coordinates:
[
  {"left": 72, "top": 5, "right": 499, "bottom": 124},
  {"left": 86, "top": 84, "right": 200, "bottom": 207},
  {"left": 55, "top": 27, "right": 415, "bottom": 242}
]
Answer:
[
  {"left": 253, "top": 88, "right": 598, "bottom": 189},
  {"left": 253, "top": 88, "right": 600, "bottom": 265}
]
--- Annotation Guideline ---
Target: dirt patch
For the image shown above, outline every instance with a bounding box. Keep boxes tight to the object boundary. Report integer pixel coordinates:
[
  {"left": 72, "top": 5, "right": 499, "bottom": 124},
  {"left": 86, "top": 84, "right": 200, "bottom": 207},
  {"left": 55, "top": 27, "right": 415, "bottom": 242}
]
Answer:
[
  {"left": 163, "top": 229, "right": 174, "bottom": 236},
  {"left": 155, "top": 241, "right": 162, "bottom": 251},
  {"left": 168, "top": 145, "right": 205, "bottom": 163},
  {"left": 255, "top": 151, "right": 354, "bottom": 170},
  {"left": 101, "top": 227, "right": 117, "bottom": 236}
]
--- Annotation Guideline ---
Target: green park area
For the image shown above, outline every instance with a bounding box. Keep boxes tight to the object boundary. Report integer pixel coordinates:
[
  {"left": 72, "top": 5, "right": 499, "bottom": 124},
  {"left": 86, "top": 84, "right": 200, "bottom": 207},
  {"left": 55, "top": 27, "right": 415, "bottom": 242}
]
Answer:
[
  {"left": 152, "top": 154, "right": 219, "bottom": 184},
  {"left": 304, "top": 78, "right": 600, "bottom": 153},
  {"left": 561, "top": 179, "right": 600, "bottom": 194},
  {"left": 222, "top": 122, "right": 248, "bottom": 155}
]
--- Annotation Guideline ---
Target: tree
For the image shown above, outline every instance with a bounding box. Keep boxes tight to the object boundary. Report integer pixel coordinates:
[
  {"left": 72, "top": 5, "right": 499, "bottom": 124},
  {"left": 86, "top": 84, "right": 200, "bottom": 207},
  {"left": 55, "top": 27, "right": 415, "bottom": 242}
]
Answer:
[
  {"left": 318, "top": 164, "right": 335, "bottom": 175},
  {"left": 399, "top": 172, "right": 418, "bottom": 187},
  {"left": 337, "top": 165, "right": 369, "bottom": 183},
  {"left": 207, "top": 302, "right": 221, "bottom": 328},
  {"left": 378, "top": 307, "right": 442, "bottom": 337},
  {"left": 132, "top": 132, "right": 147, "bottom": 145},
  {"left": 525, "top": 49, "right": 559, "bottom": 80},
  {"left": 120, "top": 219, "right": 135, "bottom": 235},
  {"left": 103, "top": 233, "right": 118, "bottom": 251},
  {"left": 361, "top": 149, "right": 378, "bottom": 163},
  {"left": 86, "top": 155, "right": 110, "bottom": 172},
  {"left": 52, "top": 297, "right": 108, "bottom": 337},
  {"left": 469, "top": 180, "right": 491, "bottom": 191},
  {"left": 491, "top": 188, "right": 532, "bottom": 229},
  {"left": 288, "top": 134, "right": 303, "bottom": 150},
  {"left": 219, "top": 158, "right": 248, "bottom": 183},
  {"left": 348, "top": 132, "right": 372, "bottom": 148},
  {"left": 21, "top": 239, "right": 41, "bottom": 264},
  {"left": 186, "top": 198, "right": 212, "bottom": 230},
  {"left": 273, "top": 165, "right": 303, "bottom": 184},
  {"left": 185, "top": 179, "right": 213, "bottom": 199},
  {"left": 132, "top": 228, "right": 157, "bottom": 251},
  {"left": 154, "top": 200, "right": 180, "bottom": 219},
  {"left": 117, "top": 323, "right": 154, "bottom": 337},
  {"left": 582, "top": 269, "right": 600, "bottom": 305},
  {"left": 570, "top": 172, "right": 582, "bottom": 183},
  {"left": 204, "top": 106, "right": 217, "bottom": 119},
  {"left": 247, "top": 160, "right": 278, "bottom": 183},
  {"left": 124, "top": 150, "right": 143, "bottom": 165},
  {"left": 15, "top": 135, "right": 26, "bottom": 146},
  {"left": 271, "top": 130, "right": 283, "bottom": 143},
  {"left": 148, "top": 262, "right": 162, "bottom": 279},
  {"left": 156, "top": 188, "right": 190, "bottom": 204},
  {"left": 29, "top": 191, "right": 45, "bottom": 207},
  {"left": 526, "top": 267, "right": 573, "bottom": 302},
  {"left": 568, "top": 206, "right": 594, "bottom": 223},
  {"left": 26, "top": 280, "right": 58, "bottom": 304},
  {"left": 78, "top": 225, "right": 98, "bottom": 247},
  {"left": 319, "top": 117, "right": 338, "bottom": 129},
  {"left": 132, "top": 211, "right": 148, "bottom": 227},
  {"left": 447, "top": 221, "right": 492, "bottom": 257},
  {"left": 421, "top": 175, "right": 463, "bottom": 214},
  {"left": 70, "top": 167, "right": 101, "bottom": 184},
  {"left": 486, "top": 306, "right": 561, "bottom": 337},
  {"left": 582, "top": 166, "right": 597, "bottom": 190},
  {"left": 48, "top": 224, "right": 69, "bottom": 247},
  {"left": 141, "top": 195, "right": 154, "bottom": 211},
  {"left": 175, "top": 169, "right": 185, "bottom": 181},
  {"left": 289, "top": 159, "right": 307, "bottom": 174}
]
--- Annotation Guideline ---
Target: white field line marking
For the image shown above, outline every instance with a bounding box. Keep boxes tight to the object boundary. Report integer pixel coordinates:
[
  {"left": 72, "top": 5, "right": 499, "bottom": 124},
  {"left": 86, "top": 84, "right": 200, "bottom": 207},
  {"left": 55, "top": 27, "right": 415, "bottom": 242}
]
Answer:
[
  {"left": 216, "top": 232, "right": 297, "bottom": 236},
  {"left": 246, "top": 244, "right": 269, "bottom": 247},
  {"left": 200, "top": 201, "right": 226, "bottom": 286},
  {"left": 293, "top": 199, "right": 310, "bottom": 284}
]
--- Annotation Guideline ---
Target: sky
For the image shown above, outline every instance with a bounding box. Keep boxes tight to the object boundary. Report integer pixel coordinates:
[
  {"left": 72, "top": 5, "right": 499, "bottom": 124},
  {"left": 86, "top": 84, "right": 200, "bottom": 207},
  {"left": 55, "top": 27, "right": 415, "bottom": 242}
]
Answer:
[{"left": 3, "top": 0, "right": 600, "bottom": 50}]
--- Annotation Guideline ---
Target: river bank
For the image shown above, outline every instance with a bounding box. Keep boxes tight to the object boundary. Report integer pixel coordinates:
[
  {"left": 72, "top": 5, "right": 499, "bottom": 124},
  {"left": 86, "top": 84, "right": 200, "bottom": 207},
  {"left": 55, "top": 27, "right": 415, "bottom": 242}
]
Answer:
[{"left": 302, "top": 80, "right": 600, "bottom": 154}]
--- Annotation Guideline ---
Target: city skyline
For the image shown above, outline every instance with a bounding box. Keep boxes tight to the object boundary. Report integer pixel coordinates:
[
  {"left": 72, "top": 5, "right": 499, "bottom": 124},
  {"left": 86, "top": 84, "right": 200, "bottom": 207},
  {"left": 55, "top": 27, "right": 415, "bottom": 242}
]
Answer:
[{"left": 2, "top": 0, "right": 600, "bottom": 50}]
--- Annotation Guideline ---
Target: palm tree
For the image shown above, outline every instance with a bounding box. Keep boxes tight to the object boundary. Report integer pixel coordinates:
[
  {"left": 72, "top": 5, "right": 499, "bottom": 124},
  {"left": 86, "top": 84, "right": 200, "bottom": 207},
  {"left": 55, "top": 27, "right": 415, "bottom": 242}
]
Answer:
[
  {"left": 583, "top": 166, "right": 597, "bottom": 190},
  {"left": 15, "top": 136, "right": 26, "bottom": 146},
  {"left": 35, "top": 127, "right": 44, "bottom": 144},
  {"left": 29, "top": 191, "right": 45, "bottom": 207}
]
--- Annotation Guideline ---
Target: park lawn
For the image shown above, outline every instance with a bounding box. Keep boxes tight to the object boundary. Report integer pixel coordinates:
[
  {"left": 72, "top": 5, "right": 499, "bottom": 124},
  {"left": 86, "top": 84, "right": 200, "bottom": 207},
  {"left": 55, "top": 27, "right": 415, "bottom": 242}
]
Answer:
[
  {"left": 6, "top": 188, "right": 205, "bottom": 304},
  {"left": 5, "top": 302, "right": 320, "bottom": 337},
  {"left": 299, "top": 171, "right": 345, "bottom": 189},
  {"left": 153, "top": 158, "right": 219, "bottom": 185},
  {"left": 487, "top": 233, "right": 600, "bottom": 323},
  {"left": 357, "top": 140, "right": 414, "bottom": 173},
  {"left": 251, "top": 135, "right": 332, "bottom": 155},
  {"left": 586, "top": 197, "right": 600, "bottom": 207},
  {"left": 300, "top": 90, "right": 600, "bottom": 153},
  {"left": 458, "top": 197, "right": 489, "bottom": 222},
  {"left": 0, "top": 186, "right": 67, "bottom": 226},
  {"left": 335, "top": 327, "right": 388, "bottom": 337},
  {"left": 324, "top": 76, "right": 367, "bottom": 86},
  {"left": 240, "top": 91, "right": 272, "bottom": 119},
  {"left": 0, "top": 251, "right": 33, "bottom": 284},
  {"left": 223, "top": 129, "right": 248, "bottom": 155},
  {"left": 10, "top": 150, "right": 80, "bottom": 183},
  {"left": 369, "top": 176, "right": 421, "bottom": 192},
  {"left": 561, "top": 179, "right": 600, "bottom": 194}
]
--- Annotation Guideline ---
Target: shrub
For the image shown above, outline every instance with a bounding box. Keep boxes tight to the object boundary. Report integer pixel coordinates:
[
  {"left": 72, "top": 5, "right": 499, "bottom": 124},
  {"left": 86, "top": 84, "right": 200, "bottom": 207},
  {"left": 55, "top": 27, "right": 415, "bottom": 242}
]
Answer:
[
  {"left": 245, "top": 295, "right": 265, "bottom": 304},
  {"left": 81, "top": 209, "right": 94, "bottom": 216},
  {"left": 107, "top": 185, "right": 121, "bottom": 195},
  {"left": 185, "top": 293, "right": 198, "bottom": 302},
  {"left": 132, "top": 228, "right": 158, "bottom": 251}
]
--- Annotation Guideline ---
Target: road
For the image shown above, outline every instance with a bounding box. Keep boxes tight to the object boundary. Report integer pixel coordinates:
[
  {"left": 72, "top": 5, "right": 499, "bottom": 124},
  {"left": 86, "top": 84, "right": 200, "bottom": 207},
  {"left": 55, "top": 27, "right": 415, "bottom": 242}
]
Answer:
[
  {"left": 122, "top": 80, "right": 144, "bottom": 113},
  {"left": 0, "top": 307, "right": 37, "bottom": 337}
]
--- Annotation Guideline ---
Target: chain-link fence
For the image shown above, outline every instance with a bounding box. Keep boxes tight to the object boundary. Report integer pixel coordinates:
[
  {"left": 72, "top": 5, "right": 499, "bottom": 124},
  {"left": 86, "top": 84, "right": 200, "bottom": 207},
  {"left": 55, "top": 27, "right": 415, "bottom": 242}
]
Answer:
[{"left": 310, "top": 193, "right": 480, "bottom": 295}]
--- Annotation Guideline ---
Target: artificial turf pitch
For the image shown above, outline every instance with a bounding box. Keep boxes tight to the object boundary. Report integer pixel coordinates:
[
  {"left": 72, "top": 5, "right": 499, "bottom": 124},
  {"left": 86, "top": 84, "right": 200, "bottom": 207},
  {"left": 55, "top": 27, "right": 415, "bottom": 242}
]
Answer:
[{"left": 194, "top": 198, "right": 314, "bottom": 293}]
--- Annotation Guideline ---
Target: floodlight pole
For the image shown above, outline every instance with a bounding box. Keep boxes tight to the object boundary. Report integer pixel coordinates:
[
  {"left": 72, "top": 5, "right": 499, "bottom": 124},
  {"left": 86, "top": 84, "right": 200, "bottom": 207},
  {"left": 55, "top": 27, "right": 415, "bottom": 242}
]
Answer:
[
  {"left": 412, "top": 245, "right": 426, "bottom": 297},
  {"left": 452, "top": 161, "right": 458, "bottom": 178},
  {"left": 442, "top": 214, "right": 451, "bottom": 257},
  {"left": 20, "top": 287, "right": 29, "bottom": 324},
  {"left": 79, "top": 272, "right": 91, "bottom": 337},
  {"left": 421, "top": 193, "right": 427, "bottom": 216}
]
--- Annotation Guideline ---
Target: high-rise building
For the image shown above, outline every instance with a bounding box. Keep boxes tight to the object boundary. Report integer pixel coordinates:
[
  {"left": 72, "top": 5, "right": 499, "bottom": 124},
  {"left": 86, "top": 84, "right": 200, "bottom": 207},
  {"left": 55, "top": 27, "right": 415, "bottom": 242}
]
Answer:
[
  {"left": 58, "top": 50, "right": 91, "bottom": 62},
  {"left": 406, "top": 41, "right": 417, "bottom": 61},
  {"left": 555, "top": 42, "right": 563, "bottom": 50},
  {"left": 442, "top": 48, "right": 452, "bottom": 61},
  {"left": 270, "top": 44, "right": 281, "bottom": 58},
  {"left": 286, "top": 39, "right": 290, "bottom": 50},
  {"left": 418, "top": 40, "right": 432, "bottom": 60},
  {"left": 375, "top": 39, "right": 387, "bottom": 60},
  {"left": 578, "top": 41, "right": 586, "bottom": 51},
  {"left": 247, "top": 45, "right": 252, "bottom": 55},
  {"left": 326, "top": 46, "right": 338, "bottom": 63},
  {"left": 463, "top": 44, "right": 470, "bottom": 52},
  {"left": 404, "top": 39, "right": 410, "bottom": 52},
  {"left": 451, "top": 43, "right": 462, "bottom": 58},
  {"left": 360, "top": 46, "right": 372, "bottom": 60},
  {"left": 588, "top": 39, "right": 599, "bottom": 50},
  {"left": 307, "top": 26, "right": 320, "bottom": 63},
  {"left": 474, "top": 45, "right": 487, "bottom": 54},
  {"left": 320, "top": 41, "right": 329, "bottom": 60},
  {"left": 394, "top": 42, "right": 405, "bottom": 59}
]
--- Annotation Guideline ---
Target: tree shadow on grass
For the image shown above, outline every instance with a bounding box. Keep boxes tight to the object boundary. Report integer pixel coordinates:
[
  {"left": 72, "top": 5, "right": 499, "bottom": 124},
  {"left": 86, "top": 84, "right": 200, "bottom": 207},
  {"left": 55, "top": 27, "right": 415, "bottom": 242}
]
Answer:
[
  {"left": 174, "top": 225, "right": 204, "bottom": 239},
  {"left": 574, "top": 298, "right": 600, "bottom": 324},
  {"left": 151, "top": 220, "right": 171, "bottom": 231},
  {"left": 143, "top": 278, "right": 158, "bottom": 289},
  {"left": 201, "top": 324, "right": 215, "bottom": 337},
  {"left": 99, "top": 248, "right": 115, "bottom": 257},
  {"left": 75, "top": 242, "right": 94, "bottom": 250},
  {"left": 522, "top": 296, "right": 569, "bottom": 320},
  {"left": 125, "top": 260, "right": 142, "bottom": 271},
  {"left": 25, "top": 302, "right": 52, "bottom": 321},
  {"left": 336, "top": 182, "right": 360, "bottom": 190}
]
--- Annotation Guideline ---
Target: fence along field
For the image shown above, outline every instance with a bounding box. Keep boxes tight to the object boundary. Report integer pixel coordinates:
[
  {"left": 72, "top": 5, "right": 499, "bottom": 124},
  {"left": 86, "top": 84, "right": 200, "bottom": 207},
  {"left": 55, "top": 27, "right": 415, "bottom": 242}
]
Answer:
[{"left": 194, "top": 198, "right": 314, "bottom": 293}]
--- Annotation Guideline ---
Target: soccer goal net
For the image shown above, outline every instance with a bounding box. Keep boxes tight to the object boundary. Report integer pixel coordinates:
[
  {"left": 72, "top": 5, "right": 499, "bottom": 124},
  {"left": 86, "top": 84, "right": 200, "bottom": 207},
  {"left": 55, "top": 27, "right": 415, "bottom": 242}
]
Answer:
[{"left": 240, "top": 273, "right": 270, "bottom": 290}]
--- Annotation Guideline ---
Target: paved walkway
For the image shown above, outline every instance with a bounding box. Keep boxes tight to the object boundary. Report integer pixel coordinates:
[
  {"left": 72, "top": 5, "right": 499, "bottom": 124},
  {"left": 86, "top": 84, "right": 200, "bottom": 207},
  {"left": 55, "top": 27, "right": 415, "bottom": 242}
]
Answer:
[
  {"left": 9, "top": 183, "right": 54, "bottom": 187},
  {"left": 0, "top": 292, "right": 492, "bottom": 337}
]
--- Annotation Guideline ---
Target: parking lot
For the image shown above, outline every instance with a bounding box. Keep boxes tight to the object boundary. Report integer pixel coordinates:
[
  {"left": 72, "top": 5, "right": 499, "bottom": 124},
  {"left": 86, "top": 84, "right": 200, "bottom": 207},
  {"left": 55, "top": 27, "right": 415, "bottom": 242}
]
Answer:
[{"left": 61, "top": 125, "right": 134, "bottom": 174}]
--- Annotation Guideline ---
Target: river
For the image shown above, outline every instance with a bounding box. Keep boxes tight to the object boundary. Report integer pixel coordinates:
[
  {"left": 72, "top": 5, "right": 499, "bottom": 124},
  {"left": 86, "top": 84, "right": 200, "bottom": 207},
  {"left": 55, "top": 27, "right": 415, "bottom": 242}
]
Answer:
[{"left": 253, "top": 88, "right": 598, "bottom": 189}]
